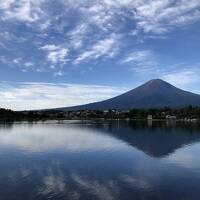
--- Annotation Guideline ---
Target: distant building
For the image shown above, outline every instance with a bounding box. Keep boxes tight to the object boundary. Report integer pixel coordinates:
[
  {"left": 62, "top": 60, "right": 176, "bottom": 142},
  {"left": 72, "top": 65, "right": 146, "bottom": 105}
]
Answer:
[
  {"left": 119, "top": 110, "right": 130, "bottom": 113},
  {"left": 183, "top": 118, "right": 197, "bottom": 122},
  {"left": 166, "top": 115, "right": 176, "bottom": 120},
  {"left": 103, "top": 110, "right": 109, "bottom": 114},
  {"left": 147, "top": 115, "right": 153, "bottom": 120}
]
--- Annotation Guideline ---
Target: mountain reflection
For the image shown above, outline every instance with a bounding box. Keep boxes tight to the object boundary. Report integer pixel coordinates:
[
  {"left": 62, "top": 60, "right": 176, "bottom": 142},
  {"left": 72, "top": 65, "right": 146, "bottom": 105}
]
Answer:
[
  {"left": 94, "top": 121, "right": 200, "bottom": 157},
  {"left": 0, "top": 121, "right": 200, "bottom": 158}
]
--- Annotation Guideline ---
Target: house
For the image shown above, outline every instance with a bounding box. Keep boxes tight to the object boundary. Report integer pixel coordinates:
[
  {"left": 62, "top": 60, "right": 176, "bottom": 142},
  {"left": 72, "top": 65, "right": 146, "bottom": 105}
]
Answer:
[
  {"left": 166, "top": 115, "right": 176, "bottom": 120},
  {"left": 147, "top": 115, "right": 153, "bottom": 120},
  {"left": 103, "top": 110, "right": 109, "bottom": 114}
]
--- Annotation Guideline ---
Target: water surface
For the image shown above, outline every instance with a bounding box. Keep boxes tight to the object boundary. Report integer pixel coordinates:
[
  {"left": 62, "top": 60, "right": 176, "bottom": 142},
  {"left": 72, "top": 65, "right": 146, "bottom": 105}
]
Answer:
[{"left": 0, "top": 121, "right": 200, "bottom": 200}]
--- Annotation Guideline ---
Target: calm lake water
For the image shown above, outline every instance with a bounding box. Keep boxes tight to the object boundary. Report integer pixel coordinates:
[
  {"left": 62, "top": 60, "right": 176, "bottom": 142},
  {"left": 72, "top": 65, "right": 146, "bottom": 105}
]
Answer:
[{"left": 0, "top": 120, "right": 200, "bottom": 200}]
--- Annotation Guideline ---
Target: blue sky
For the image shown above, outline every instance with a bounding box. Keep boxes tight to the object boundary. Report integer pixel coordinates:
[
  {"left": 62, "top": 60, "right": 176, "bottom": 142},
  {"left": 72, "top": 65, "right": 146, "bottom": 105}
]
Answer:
[{"left": 0, "top": 0, "right": 200, "bottom": 110}]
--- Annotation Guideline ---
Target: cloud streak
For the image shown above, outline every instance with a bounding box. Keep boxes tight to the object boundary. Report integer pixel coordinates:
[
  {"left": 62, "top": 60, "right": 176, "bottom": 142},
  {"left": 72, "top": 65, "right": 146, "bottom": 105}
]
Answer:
[
  {"left": 121, "top": 50, "right": 157, "bottom": 72},
  {"left": 74, "top": 34, "right": 120, "bottom": 64},
  {"left": 40, "top": 44, "right": 69, "bottom": 65},
  {"left": 162, "top": 68, "right": 200, "bottom": 88},
  {"left": 0, "top": 82, "right": 128, "bottom": 110},
  {"left": 133, "top": 0, "right": 200, "bottom": 34},
  {"left": 0, "top": 0, "right": 44, "bottom": 22}
]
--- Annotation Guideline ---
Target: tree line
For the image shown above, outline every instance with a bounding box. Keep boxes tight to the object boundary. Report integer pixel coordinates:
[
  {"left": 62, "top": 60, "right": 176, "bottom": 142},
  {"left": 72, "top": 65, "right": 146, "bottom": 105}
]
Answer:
[{"left": 1, "top": 106, "right": 200, "bottom": 121}]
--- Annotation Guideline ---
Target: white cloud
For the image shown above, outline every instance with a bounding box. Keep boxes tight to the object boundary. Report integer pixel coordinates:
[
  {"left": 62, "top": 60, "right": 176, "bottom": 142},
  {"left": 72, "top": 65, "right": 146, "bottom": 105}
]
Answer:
[
  {"left": 0, "top": 82, "right": 128, "bottom": 110},
  {"left": 122, "top": 50, "right": 156, "bottom": 72},
  {"left": 47, "top": 49, "right": 68, "bottom": 64},
  {"left": 68, "top": 23, "right": 88, "bottom": 49},
  {"left": 24, "top": 62, "right": 34, "bottom": 67},
  {"left": 65, "top": 2, "right": 118, "bottom": 53},
  {"left": 13, "top": 58, "right": 22, "bottom": 64},
  {"left": 40, "top": 44, "right": 60, "bottom": 51},
  {"left": 122, "top": 50, "right": 152, "bottom": 63},
  {"left": 0, "top": 0, "right": 15, "bottom": 9},
  {"left": 40, "top": 44, "right": 69, "bottom": 64},
  {"left": 162, "top": 69, "right": 200, "bottom": 87},
  {"left": 1, "top": 0, "right": 199, "bottom": 35},
  {"left": 134, "top": 0, "right": 200, "bottom": 34},
  {"left": 54, "top": 70, "right": 64, "bottom": 76},
  {"left": 74, "top": 34, "right": 120, "bottom": 64},
  {"left": 0, "top": 0, "right": 200, "bottom": 75},
  {"left": 0, "top": 0, "right": 44, "bottom": 22}
]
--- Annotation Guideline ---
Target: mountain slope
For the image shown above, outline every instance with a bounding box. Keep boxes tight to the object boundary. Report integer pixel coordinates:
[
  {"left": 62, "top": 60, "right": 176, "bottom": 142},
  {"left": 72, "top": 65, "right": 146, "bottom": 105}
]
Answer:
[{"left": 60, "top": 79, "right": 200, "bottom": 110}]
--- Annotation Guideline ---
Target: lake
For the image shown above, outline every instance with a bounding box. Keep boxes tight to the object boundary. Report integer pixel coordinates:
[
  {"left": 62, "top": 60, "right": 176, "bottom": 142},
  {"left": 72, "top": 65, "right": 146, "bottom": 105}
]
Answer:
[{"left": 0, "top": 120, "right": 200, "bottom": 200}]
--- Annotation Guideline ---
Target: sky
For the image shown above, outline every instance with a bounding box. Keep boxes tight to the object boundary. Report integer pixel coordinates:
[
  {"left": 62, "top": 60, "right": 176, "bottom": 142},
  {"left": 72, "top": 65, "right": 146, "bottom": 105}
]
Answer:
[{"left": 0, "top": 0, "right": 200, "bottom": 110}]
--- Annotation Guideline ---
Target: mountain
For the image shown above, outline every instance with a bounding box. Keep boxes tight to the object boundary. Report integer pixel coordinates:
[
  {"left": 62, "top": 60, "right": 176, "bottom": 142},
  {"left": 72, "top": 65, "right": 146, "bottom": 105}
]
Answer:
[{"left": 59, "top": 79, "right": 200, "bottom": 111}]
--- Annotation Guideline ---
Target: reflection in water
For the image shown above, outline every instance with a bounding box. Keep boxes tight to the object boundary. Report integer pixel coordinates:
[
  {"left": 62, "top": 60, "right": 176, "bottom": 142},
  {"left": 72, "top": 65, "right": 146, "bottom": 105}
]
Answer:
[
  {"left": 0, "top": 123, "right": 129, "bottom": 153},
  {"left": 0, "top": 121, "right": 200, "bottom": 200},
  {"left": 100, "top": 121, "right": 200, "bottom": 157}
]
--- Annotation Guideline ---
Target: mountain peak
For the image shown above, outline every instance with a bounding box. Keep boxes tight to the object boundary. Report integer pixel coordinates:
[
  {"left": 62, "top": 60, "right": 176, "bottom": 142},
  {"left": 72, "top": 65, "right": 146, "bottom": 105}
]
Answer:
[
  {"left": 145, "top": 79, "right": 168, "bottom": 85},
  {"left": 149, "top": 78, "right": 164, "bottom": 82},
  {"left": 139, "top": 78, "right": 173, "bottom": 91}
]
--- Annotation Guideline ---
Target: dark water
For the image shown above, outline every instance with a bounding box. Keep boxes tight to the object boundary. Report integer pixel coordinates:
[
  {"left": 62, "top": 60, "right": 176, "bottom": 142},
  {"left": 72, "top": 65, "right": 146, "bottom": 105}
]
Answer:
[{"left": 0, "top": 121, "right": 200, "bottom": 200}]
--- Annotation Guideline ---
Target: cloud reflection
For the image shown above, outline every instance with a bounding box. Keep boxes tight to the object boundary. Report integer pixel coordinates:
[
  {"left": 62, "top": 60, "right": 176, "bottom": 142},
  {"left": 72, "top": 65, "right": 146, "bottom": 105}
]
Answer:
[
  {"left": 0, "top": 123, "right": 128, "bottom": 153},
  {"left": 164, "top": 143, "right": 200, "bottom": 169}
]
